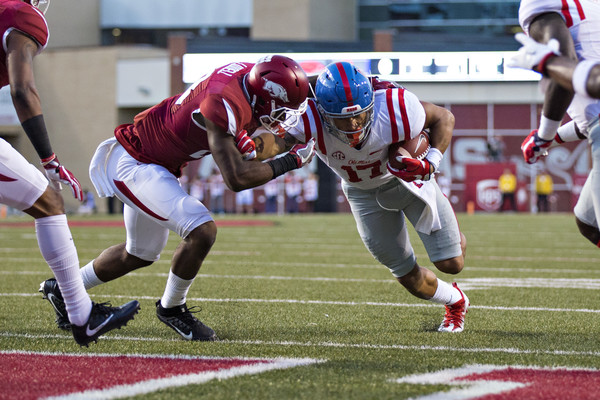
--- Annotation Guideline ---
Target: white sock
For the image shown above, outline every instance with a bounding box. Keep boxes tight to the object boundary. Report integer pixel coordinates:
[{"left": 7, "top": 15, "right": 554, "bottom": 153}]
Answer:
[
  {"left": 80, "top": 260, "right": 105, "bottom": 290},
  {"left": 35, "top": 215, "right": 92, "bottom": 326},
  {"left": 160, "top": 271, "right": 194, "bottom": 308},
  {"left": 430, "top": 279, "right": 462, "bottom": 305}
]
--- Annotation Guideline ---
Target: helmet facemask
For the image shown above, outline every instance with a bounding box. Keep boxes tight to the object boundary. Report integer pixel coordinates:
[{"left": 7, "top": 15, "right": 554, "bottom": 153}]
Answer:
[
  {"left": 259, "top": 99, "right": 308, "bottom": 136},
  {"left": 319, "top": 101, "right": 374, "bottom": 147},
  {"left": 28, "top": 0, "right": 50, "bottom": 14}
]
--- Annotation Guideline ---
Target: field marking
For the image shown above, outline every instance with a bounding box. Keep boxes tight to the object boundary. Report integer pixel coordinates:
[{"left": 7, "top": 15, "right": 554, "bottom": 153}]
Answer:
[
  {"left": 1, "top": 350, "right": 321, "bottom": 400},
  {"left": 4, "top": 292, "right": 600, "bottom": 313},
  {"left": 5, "top": 268, "right": 600, "bottom": 288},
  {"left": 2, "top": 332, "right": 600, "bottom": 359}
]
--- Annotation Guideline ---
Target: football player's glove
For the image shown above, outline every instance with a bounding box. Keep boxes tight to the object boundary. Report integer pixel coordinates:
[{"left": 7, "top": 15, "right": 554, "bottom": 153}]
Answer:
[
  {"left": 41, "top": 154, "right": 84, "bottom": 201},
  {"left": 521, "top": 129, "right": 553, "bottom": 164},
  {"left": 387, "top": 157, "right": 434, "bottom": 182},
  {"left": 289, "top": 138, "right": 315, "bottom": 168},
  {"left": 234, "top": 130, "right": 257, "bottom": 161},
  {"left": 508, "top": 33, "right": 560, "bottom": 75},
  {"left": 370, "top": 76, "right": 400, "bottom": 91}
]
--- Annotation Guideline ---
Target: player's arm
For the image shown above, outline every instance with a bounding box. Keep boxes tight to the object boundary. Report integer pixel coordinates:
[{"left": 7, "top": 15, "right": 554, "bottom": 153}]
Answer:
[
  {"left": 6, "top": 30, "right": 48, "bottom": 155},
  {"left": 387, "top": 102, "right": 453, "bottom": 182},
  {"left": 6, "top": 30, "right": 83, "bottom": 200},
  {"left": 528, "top": 12, "right": 577, "bottom": 140},
  {"left": 544, "top": 57, "right": 600, "bottom": 99},
  {"left": 203, "top": 118, "right": 313, "bottom": 192},
  {"left": 421, "top": 101, "right": 454, "bottom": 155}
]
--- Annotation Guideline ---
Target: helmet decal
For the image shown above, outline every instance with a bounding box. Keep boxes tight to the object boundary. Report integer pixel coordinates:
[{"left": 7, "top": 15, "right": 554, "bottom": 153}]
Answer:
[{"left": 262, "top": 80, "right": 289, "bottom": 103}]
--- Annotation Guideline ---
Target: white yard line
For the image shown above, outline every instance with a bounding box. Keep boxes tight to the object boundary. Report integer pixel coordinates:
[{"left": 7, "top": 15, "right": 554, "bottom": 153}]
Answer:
[
  {"left": 4, "top": 292, "right": 600, "bottom": 313},
  {"left": 1, "top": 332, "right": 599, "bottom": 358}
]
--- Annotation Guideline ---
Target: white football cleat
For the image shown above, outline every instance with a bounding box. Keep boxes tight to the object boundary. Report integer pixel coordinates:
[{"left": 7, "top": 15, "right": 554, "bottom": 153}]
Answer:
[{"left": 438, "top": 283, "right": 469, "bottom": 333}]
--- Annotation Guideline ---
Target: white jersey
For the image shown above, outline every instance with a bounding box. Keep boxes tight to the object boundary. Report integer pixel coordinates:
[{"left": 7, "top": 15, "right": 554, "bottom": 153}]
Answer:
[
  {"left": 289, "top": 87, "right": 442, "bottom": 233},
  {"left": 519, "top": 0, "right": 600, "bottom": 132},
  {"left": 289, "top": 87, "right": 426, "bottom": 191}
]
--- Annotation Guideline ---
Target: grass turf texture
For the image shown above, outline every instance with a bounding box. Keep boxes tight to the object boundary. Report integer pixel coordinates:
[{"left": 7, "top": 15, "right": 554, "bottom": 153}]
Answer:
[{"left": 1, "top": 212, "right": 599, "bottom": 399}]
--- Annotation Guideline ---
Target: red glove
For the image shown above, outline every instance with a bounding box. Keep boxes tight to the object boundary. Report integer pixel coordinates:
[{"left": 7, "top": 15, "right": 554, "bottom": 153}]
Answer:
[
  {"left": 521, "top": 130, "right": 552, "bottom": 164},
  {"left": 235, "top": 130, "right": 257, "bottom": 161},
  {"left": 289, "top": 138, "right": 315, "bottom": 168},
  {"left": 41, "top": 154, "right": 84, "bottom": 202},
  {"left": 387, "top": 157, "right": 433, "bottom": 182},
  {"left": 370, "top": 76, "right": 400, "bottom": 91}
]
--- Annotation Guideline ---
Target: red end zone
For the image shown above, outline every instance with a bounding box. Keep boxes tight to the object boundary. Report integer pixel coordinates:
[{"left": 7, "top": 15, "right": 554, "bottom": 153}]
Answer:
[
  {"left": 1, "top": 351, "right": 321, "bottom": 399},
  {"left": 395, "top": 364, "right": 600, "bottom": 400}
]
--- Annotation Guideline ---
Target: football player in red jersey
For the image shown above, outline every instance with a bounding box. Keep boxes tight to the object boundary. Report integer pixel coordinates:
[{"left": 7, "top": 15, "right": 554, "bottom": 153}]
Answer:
[
  {"left": 0, "top": 0, "right": 140, "bottom": 346},
  {"left": 40, "top": 55, "right": 314, "bottom": 341}
]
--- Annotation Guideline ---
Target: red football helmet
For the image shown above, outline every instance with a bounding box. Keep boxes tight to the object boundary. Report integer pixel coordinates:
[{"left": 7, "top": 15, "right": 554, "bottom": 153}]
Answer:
[{"left": 244, "top": 55, "right": 309, "bottom": 135}]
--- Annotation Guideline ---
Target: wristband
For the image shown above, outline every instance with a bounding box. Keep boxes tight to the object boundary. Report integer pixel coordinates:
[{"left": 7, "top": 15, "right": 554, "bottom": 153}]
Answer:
[
  {"left": 538, "top": 115, "right": 562, "bottom": 141},
  {"left": 267, "top": 154, "right": 298, "bottom": 178},
  {"left": 425, "top": 147, "right": 443, "bottom": 171},
  {"left": 573, "top": 60, "right": 597, "bottom": 98},
  {"left": 22, "top": 115, "right": 53, "bottom": 159},
  {"left": 537, "top": 53, "right": 558, "bottom": 77},
  {"left": 41, "top": 153, "right": 57, "bottom": 166}
]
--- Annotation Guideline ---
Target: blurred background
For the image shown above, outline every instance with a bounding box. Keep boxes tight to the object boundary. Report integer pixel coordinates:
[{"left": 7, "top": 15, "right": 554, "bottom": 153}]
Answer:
[{"left": 0, "top": 0, "right": 587, "bottom": 216}]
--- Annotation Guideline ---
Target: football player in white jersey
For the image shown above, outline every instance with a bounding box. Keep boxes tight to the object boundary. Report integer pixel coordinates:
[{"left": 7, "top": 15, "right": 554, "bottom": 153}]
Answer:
[
  {"left": 515, "top": 0, "right": 600, "bottom": 248},
  {"left": 257, "top": 62, "right": 469, "bottom": 332}
]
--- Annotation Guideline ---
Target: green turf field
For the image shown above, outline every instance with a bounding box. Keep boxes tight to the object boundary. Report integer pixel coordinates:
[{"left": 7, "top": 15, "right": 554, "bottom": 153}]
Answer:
[{"left": 1, "top": 212, "right": 599, "bottom": 399}]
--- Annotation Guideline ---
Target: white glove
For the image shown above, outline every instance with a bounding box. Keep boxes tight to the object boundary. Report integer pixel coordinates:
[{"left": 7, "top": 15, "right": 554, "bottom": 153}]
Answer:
[
  {"left": 508, "top": 33, "right": 560, "bottom": 73},
  {"left": 289, "top": 138, "right": 315, "bottom": 168}
]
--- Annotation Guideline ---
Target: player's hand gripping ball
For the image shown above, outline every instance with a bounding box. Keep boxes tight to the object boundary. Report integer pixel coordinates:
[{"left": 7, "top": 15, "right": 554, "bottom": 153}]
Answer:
[{"left": 387, "top": 130, "right": 430, "bottom": 170}]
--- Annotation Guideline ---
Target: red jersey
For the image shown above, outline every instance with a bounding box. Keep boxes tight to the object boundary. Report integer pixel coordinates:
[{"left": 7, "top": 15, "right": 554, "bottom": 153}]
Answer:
[
  {"left": 115, "top": 62, "right": 258, "bottom": 176},
  {"left": 0, "top": 0, "right": 48, "bottom": 88}
]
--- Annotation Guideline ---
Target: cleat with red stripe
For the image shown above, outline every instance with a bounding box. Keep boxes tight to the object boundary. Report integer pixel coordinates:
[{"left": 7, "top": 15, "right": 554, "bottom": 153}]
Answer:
[{"left": 438, "top": 283, "right": 469, "bottom": 333}]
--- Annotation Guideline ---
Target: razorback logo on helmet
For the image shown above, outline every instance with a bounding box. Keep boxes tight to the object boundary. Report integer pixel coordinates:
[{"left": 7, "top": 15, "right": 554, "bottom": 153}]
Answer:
[
  {"left": 262, "top": 80, "right": 289, "bottom": 102},
  {"left": 394, "top": 364, "right": 600, "bottom": 399}
]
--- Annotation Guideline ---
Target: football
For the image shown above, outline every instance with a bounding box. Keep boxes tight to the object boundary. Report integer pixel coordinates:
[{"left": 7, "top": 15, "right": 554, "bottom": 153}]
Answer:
[{"left": 387, "top": 130, "right": 431, "bottom": 169}]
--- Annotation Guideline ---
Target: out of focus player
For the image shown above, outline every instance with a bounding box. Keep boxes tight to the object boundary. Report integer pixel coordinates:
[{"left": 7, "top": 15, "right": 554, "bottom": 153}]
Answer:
[
  {"left": 1, "top": 0, "right": 140, "bottom": 345},
  {"left": 40, "top": 55, "right": 314, "bottom": 341},
  {"left": 513, "top": 0, "right": 600, "bottom": 247},
  {"left": 259, "top": 62, "right": 470, "bottom": 332}
]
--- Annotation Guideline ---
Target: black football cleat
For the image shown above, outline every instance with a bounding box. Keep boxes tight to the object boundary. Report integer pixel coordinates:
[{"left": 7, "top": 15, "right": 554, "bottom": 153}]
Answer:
[
  {"left": 72, "top": 300, "right": 140, "bottom": 346},
  {"left": 39, "top": 278, "right": 71, "bottom": 331},
  {"left": 156, "top": 300, "right": 218, "bottom": 341}
]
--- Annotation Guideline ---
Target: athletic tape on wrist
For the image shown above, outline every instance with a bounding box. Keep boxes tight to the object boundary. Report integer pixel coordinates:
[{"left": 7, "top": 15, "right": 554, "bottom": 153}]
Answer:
[{"left": 425, "top": 147, "right": 443, "bottom": 171}]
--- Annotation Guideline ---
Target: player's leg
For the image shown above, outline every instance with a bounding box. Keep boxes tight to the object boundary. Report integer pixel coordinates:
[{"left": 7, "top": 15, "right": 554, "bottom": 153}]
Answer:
[
  {"left": 574, "top": 174, "right": 600, "bottom": 246},
  {"left": 403, "top": 181, "right": 469, "bottom": 332},
  {"left": 0, "top": 139, "right": 94, "bottom": 328},
  {"left": 587, "top": 117, "right": 600, "bottom": 242},
  {"left": 410, "top": 183, "right": 465, "bottom": 274},
  {"left": 100, "top": 145, "right": 217, "bottom": 340}
]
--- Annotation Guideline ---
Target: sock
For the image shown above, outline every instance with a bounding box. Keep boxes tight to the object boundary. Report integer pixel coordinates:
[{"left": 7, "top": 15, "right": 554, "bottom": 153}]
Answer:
[
  {"left": 430, "top": 279, "right": 462, "bottom": 305},
  {"left": 160, "top": 271, "right": 194, "bottom": 308},
  {"left": 80, "top": 260, "right": 105, "bottom": 290},
  {"left": 35, "top": 215, "right": 92, "bottom": 326}
]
